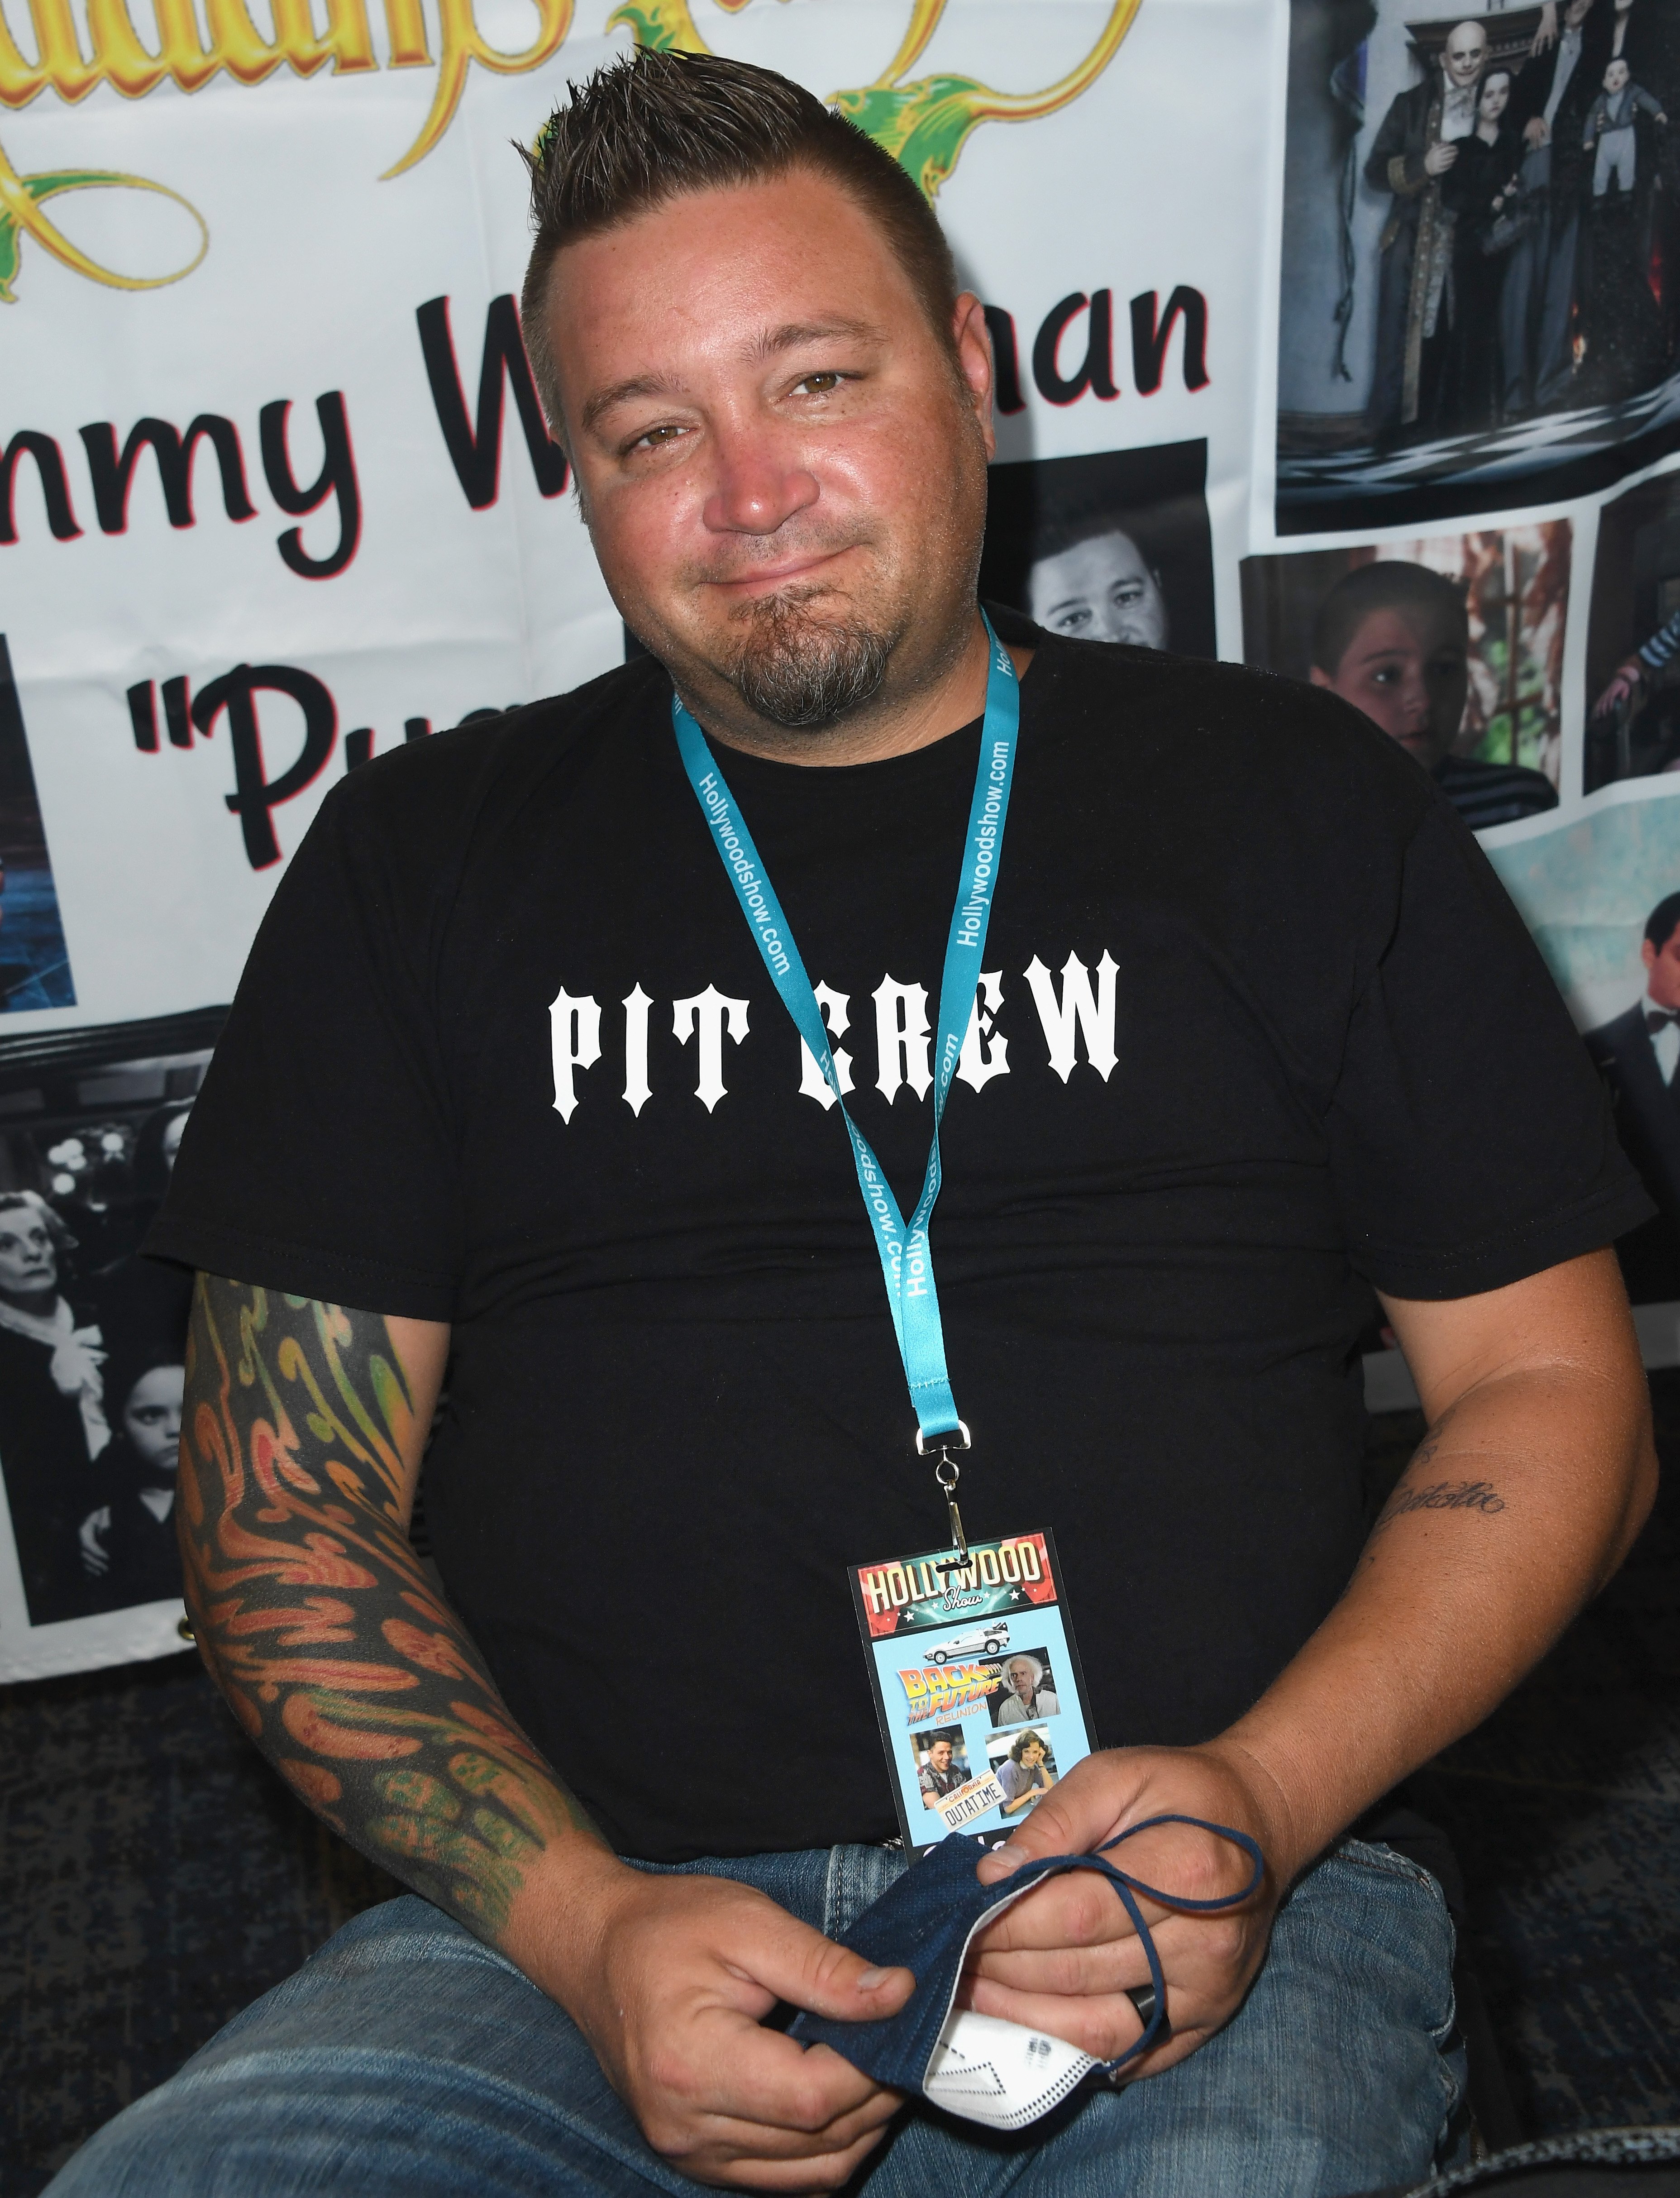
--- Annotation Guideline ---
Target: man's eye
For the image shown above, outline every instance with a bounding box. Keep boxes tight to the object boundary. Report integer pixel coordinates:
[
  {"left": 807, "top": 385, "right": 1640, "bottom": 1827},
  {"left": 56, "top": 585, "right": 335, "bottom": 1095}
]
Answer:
[
  {"left": 1112, "top": 584, "right": 1144, "bottom": 605},
  {"left": 794, "top": 372, "right": 846, "bottom": 396},
  {"left": 1053, "top": 608, "right": 1091, "bottom": 632},
  {"left": 627, "top": 424, "right": 685, "bottom": 454}
]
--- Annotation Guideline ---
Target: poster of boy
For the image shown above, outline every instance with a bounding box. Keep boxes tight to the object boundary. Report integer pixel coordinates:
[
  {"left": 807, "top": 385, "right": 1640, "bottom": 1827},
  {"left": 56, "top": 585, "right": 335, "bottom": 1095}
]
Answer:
[{"left": 1241, "top": 526, "right": 1568, "bottom": 830}]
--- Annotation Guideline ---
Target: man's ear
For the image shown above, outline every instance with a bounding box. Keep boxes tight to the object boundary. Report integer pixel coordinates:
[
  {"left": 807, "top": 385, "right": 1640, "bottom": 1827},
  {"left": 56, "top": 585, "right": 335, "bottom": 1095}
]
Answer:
[
  {"left": 1643, "top": 938, "right": 1660, "bottom": 971},
  {"left": 953, "top": 291, "right": 997, "bottom": 458}
]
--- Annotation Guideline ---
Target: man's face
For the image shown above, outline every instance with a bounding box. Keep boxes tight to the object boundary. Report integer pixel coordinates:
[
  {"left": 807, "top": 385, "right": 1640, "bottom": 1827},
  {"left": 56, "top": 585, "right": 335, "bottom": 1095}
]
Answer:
[
  {"left": 1444, "top": 22, "right": 1489, "bottom": 87},
  {"left": 1312, "top": 602, "right": 1470, "bottom": 769},
  {"left": 1007, "top": 1658, "right": 1035, "bottom": 1699},
  {"left": 125, "top": 1365, "right": 185, "bottom": 1475},
  {"left": 929, "top": 1740, "right": 953, "bottom": 1772},
  {"left": 543, "top": 171, "right": 994, "bottom": 737},
  {"left": 1566, "top": 0, "right": 1594, "bottom": 28},
  {"left": 1643, "top": 922, "right": 1680, "bottom": 1009},
  {"left": 1605, "top": 57, "right": 1631, "bottom": 91},
  {"left": 1028, "top": 531, "right": 1169, "bottom": 650},
  {"left": 0, "top": 1216, "right": 54, "bottom": 1298},
  {"left": 1481, "top": 72, "right": 1512, "bottom": 122}
]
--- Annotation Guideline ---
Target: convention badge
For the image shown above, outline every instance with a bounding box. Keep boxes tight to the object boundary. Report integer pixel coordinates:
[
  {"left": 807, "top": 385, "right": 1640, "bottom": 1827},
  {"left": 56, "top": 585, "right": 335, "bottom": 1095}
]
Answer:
[{"left": 850, "top": 1529, "right": 1098, "bottom": 1856}]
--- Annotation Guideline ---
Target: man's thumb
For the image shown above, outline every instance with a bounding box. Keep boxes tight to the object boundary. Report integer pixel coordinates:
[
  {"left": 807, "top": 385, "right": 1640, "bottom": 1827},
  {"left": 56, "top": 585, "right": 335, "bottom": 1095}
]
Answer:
[{"left": 758, "top": 1918, "right": 915, "bottom": 2023}]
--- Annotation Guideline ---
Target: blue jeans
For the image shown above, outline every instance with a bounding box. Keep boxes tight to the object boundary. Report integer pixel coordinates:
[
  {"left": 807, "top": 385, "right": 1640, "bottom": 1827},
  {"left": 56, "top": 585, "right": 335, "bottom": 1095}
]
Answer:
[{"left": 48, "top": 1837, "right": 1461, "bottom": 2198}]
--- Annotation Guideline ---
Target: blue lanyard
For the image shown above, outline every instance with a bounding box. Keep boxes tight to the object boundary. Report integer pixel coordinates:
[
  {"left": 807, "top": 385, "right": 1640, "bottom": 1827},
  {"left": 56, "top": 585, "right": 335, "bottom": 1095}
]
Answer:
[{"left": 673, "top": 618, "right": 1020, "bottom": 1535}]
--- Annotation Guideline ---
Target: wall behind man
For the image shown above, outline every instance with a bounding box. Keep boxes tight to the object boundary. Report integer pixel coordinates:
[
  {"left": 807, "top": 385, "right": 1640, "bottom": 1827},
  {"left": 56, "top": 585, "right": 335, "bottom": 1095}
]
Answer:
[{"left": 3, "top": 0, "right": 1680, "bottom": 1679}]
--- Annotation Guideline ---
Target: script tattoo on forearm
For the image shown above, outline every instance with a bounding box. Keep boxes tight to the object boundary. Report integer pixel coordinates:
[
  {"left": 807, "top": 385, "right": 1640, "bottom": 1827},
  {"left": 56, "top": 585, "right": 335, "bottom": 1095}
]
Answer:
[
  {"left": 1366, "top": 1473, "right": 1508, "bottom": 1553},
  {"left": 177, "top": 1276, "right": 597, "bottom": 1940}
]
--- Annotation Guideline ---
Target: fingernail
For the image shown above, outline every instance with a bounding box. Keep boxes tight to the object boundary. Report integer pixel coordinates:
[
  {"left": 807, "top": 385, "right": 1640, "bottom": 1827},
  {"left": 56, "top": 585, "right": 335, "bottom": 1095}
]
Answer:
[{"left": 857, "top": 1967, "right": 892, "bottom": 1991}]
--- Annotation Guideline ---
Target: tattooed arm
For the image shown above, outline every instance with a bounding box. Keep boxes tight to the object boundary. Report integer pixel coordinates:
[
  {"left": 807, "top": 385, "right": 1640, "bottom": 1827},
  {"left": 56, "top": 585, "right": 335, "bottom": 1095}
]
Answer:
[
  {"left": 964, "top": 1248, "right": 1657, "bottom": 2074},
  {"left": 1214, "top": 1244, "right": 1659, "bottom": 1867},
  {"left": 180, "top": 1276, "right": 911, "bottom": 2193},
  {"left": 176, "top": 1276, "right": 596, "bottom": 1930}
]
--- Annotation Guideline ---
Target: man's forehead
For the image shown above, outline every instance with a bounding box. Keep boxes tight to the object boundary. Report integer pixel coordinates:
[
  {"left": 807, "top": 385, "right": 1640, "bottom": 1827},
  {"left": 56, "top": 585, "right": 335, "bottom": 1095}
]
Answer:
[{"left": 547, "top": 175, "right": 916, "bottom": 359}]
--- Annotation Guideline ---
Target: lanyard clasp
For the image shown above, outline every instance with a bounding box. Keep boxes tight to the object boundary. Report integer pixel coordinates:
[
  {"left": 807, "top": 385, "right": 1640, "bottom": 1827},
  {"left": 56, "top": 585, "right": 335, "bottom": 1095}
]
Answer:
[{"left": 916, "top": 1420, "right": 972, "bottom": 1559}]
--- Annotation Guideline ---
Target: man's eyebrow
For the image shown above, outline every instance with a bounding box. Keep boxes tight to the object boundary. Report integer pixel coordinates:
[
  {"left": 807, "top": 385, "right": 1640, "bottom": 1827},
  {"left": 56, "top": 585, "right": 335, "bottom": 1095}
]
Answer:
[
  {"left": 581, "top": 320, "right": 887, "bottom": 437},
  {"left": 580, "top": 373, "right": 686, "bottom": 436},
  {"left": 750, "top": 316, "right": 887, "bottom": 359}
]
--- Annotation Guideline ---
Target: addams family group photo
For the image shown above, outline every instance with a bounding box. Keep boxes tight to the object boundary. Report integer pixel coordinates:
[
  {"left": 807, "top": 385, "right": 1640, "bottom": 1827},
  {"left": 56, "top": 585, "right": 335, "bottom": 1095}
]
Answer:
[
  {"left": 0, "top": 1015, "right": 221, "bottom": 1631},
  {"left": 1279, "top": 0, "right": 1680, "bottom": 528}
]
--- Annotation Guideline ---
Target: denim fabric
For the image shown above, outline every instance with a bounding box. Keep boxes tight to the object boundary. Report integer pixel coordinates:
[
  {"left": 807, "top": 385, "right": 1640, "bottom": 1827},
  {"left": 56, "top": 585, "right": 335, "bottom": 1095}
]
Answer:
[{"left": 48, "top": 1836, "right": 1460, "bottom": 2198}]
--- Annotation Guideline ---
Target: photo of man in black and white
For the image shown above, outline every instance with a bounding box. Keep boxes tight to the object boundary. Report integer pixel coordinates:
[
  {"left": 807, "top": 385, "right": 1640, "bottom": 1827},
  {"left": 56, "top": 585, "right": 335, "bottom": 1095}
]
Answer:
[
  {"left": 1585, "top": 891, "right": 1680, "bottom": 1253},
  {"left": 0, "top": 1018, "right": 213, "bottom": 1629},
  {"left": 978, "top": 440, "right": 1217, "bottom": 663}
]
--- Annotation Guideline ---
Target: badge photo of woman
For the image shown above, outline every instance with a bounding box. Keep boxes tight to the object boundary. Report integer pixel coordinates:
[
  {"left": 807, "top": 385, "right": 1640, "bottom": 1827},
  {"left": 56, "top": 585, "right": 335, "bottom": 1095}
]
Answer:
[{"left": 995, "top": 1728, "right": 1058, "bottom": 1817}]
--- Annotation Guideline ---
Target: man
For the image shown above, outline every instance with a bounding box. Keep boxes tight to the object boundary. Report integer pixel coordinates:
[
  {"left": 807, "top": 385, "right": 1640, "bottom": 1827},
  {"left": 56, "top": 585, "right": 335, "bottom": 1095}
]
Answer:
[
  {"left": 995, "top": 1652, "right": 1060, "bottom": 1725},
  {"left": 62, "top": 47, "right": 1656, "bottom": 2198},
  {"left": 1505, "top": 0, "right": 1610, "bottom": 413},
  {"left": 1026, "top": 522, "right": 1170, "bottom": 649},
  {"left": 1309, "top": 559, "right": 1558, "bottom": 829},
  {"left": 1365, "top": 19, "right": 1489, "bottom": 443},
  {"left": 1586, "top": 894, "right": 1680, "bottom": 1235},
  {"left": 918, "top": 1733, "right": 966, "bottom": 1808}
]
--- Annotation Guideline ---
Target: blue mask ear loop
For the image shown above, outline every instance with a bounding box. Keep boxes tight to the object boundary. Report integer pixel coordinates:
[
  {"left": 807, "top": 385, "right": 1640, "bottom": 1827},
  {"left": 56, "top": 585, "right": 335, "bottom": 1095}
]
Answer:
[{"left": 983, "top": 1813, "right": 1265, "bottom": 2079}]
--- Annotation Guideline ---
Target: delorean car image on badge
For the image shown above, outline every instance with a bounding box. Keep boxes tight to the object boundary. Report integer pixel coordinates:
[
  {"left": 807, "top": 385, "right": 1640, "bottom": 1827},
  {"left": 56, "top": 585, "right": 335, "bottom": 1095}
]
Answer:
[{"left": 927, "top": 1621, "right": 1011, "bottom": 1664}]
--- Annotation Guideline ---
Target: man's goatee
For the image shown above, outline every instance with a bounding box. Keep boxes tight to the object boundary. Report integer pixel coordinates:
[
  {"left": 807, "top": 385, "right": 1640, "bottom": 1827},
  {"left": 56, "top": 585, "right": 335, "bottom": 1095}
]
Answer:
[{"left": 730, "top": 593, "right": 893, "bottom": 729}]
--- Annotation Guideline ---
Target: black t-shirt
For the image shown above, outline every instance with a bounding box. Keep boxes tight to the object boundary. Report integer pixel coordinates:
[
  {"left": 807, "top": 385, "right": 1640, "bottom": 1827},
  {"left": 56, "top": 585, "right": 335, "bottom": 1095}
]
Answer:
[{"left": 151, "top": 615, "right": 1651, "bottom": 1863}]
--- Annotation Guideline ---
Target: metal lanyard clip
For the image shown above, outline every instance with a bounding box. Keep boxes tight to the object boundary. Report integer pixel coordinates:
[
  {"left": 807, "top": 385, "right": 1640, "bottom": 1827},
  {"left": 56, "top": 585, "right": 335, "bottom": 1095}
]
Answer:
[{"left": 915, "top": 1419, "right": 973, "bottom": 1560}]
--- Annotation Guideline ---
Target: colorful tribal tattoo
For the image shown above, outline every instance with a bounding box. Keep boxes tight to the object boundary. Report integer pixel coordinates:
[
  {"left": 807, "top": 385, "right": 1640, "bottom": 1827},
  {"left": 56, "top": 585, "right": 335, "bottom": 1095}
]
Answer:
[{"left": 178, "top": 1277, "right": 597, "bottom": 1939}]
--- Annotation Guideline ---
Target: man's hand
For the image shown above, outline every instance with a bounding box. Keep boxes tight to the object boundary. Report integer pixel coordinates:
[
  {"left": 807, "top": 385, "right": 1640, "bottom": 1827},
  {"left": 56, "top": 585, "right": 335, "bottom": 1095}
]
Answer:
[
  {"left": 519, "top": 1850, "right": 913, "bottom": 2192},
  {"left": 1532, "top": 2, "right": 1559, "bottom": 53},
  {"left": 957, "top": 1744, "right": 1282, "bottom": 2079},
  {"left": 1525, "top": 115, "right": 1551, "bottom": 147},
  {"left": 1594, "top": 658, "right": 1645, "bottom": 717},
  {"left": 1424, "top": 141, "right": 1460, "bottom": 175}
]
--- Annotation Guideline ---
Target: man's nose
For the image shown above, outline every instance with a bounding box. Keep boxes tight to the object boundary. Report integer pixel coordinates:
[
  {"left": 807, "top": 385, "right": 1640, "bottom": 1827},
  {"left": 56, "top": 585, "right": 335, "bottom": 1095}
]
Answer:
[{"left": 702, "top": 425, "right": 820, "bottom": 538}]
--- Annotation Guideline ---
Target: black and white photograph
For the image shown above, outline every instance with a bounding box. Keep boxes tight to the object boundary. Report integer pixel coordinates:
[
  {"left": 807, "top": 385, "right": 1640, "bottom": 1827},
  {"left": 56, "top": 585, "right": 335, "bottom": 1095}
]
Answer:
[
  {"left": 978, "top": 440, "right": 1217, "bottom": 661},
  {"left": 0, "top": 1009, "right": 220, "bottom": 1627},
  {"left": 1278, "top": 0, "right": 1680, "bottom": 532}
]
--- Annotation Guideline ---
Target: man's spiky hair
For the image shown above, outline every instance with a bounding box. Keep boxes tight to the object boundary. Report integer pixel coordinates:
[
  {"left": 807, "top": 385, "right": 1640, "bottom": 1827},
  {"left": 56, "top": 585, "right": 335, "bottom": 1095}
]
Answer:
[{"left": 517, "top": 46, "right": 960, "bottom": 436}]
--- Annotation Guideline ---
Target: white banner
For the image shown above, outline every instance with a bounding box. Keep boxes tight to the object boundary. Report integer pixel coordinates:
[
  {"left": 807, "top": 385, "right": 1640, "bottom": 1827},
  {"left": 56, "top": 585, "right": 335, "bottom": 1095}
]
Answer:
[{"left": 3, "top": 0, "right": 1679, "bottom": 1677}]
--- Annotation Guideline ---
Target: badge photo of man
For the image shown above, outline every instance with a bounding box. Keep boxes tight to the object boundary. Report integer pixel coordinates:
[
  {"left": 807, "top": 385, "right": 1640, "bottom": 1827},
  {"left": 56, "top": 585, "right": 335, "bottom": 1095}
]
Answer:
[{"left": 992, "top": 1650, "right": 1061, "bottom": 1726}]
